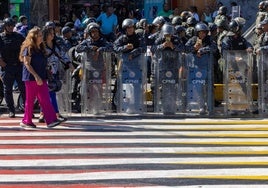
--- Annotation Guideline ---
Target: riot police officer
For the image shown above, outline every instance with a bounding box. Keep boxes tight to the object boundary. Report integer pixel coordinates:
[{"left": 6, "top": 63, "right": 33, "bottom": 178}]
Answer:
[
  {"left": 185, "top": 16, "right": 197, "bottom": 39},
  {"left": 214, "top": 6, "right": 229, "bottom": 31},
  {"left": 171, "top": 16, "right": 182, "bottom": 27},
  {"left": 114, "top": 18, "right": 146, "bottom": 114},
  {"left": 180, "top": 11, "right": 193, "bottom": 27},
  {"left": 154, "top": 23, "right": 185, "bottom": 115},
  {"left": 146, "top": 16, "right": 168, "bottom": 89},
  {"left": 185, "top": 23, "right": 218, "bottom": 56},
  {"left": 256, "top": 1, "right": 268, "bottom": 27},
  {"left": 0, "top": 18, "right": 25, "bottom": 118},
  {"left": 221, "top": 17, "right": 253, "bottom": 52},
  {"left": 175, "top": 25, "right": 188, "bottom": 45},
  {"left": 215, "top": 18, "right": 229, "bottom": 55},
  {"left": 155, "top": 23, "right": 185, "bottom": 52},
  {"left": 75, "top": 22, "right": 113, "bottom": 114},
  {"left": 185, "top": 23, "right": 218, "bottom": 115},
  {"left": 114, "top": 19, "right": 145, "bottom": 57},
  {"left": 215, "top": 18, "right": 229, "bottom": 84},
  {"left": 255, "top": 18, "right": 268, "bottom": 114},
  {"left": 135, "top": 18, "right": 148, "bottom": 37},
  {"left": 76, "top": 23, "right": 113, "bottom": 54},
  {"left": 61, "top": 26, "right": 79, "bottom": 51},
  {"left": 147, "top": 16, "right": 166, "bottom": 47},
  {"left": 76, "top": 22, "right": 113, "bottom": 66},
  {"left": 256, "top": 18, "right": 268, "bottom": 51},
  {"left": 221, "top": 17, "right": 253, "bottom": 115}
]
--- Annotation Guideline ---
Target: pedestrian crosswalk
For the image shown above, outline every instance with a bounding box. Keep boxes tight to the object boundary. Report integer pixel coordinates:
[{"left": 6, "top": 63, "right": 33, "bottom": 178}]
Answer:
[{"left": 1, "top": 116, "right": 268, "bottom": 187}]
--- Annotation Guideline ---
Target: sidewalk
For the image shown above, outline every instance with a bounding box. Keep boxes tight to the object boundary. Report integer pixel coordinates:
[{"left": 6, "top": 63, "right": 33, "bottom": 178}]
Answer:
[{"left": 0, "top": 91, "right": 265, "bottom": 123}]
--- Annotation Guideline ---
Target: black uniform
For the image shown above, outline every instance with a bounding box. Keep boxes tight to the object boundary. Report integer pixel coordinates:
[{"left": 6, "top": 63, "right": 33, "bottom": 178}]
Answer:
[
  {"left": 114, "top": 31, "right": 146, "bottom": 55},
  {"left": 221, "top": 32, "right": 253, "bottom": 52},
  {"left": 76, "top": 37, "right": 112, "bottom": 53},
  {"left": 0, "top": 31, "right": 25, "bottom": 115}
]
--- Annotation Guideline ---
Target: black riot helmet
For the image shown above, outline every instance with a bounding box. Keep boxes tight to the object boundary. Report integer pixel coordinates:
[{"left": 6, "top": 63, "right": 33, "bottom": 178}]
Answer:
[
  {"left": 162, "top": 23, "right": 175, "bottom": 35},
  {"left": 19, "top": 15, "right": 27, "bottom": 23},
  {"left": 152, "top": 16, "right": 166, "bottom": 26},
  {"left": 259, "top": 1, "right": 266, "bottom": 11},
  {"left": 171, "top": 16, "right": 182, "bottom": 26},
  {"left": 82, "top": 17, "right": 96, "bottom": 27},
  {"left": 3, "top": 18, "right": 15, "bottom": 28},
  {"left": 180, "top": 11, "right": 192, "bottom": 22},
  {"left": 85, "top": 22, "right": 100, "bottom": 34},
  {"left": 122, "top": 18, "right": 135, "bottom": 29},
  {"left": 229, "top": 17, "right": 245, "bottom": 33},
  {"left": 139, "top": 18, "right": 147, "bottom": 28},
  {"left": 259, "top": 1, "right": 268, "bottom": 11},
  {"left": 195, "top": 23, "right": 209, "bottom": 32},
  {"left": 218, "top": 6, "right": 228, "bottom": 15},
  {"left": 136, "top": 18, "right": 147, "bottom": 29},
  {"left": 45, "top": 21, "right": 55, "bottom": 28},
  {"left": 186, "top": 16, "right": 197, "bottom": 26},
  {"left": 229, "top": 20, "right": 240, "bottom": 33},
  {"left": 195, "top": 23, "right": 209, "bottom": 36},
  {"left": 61, "top": 26, "right": 72, "bottom": 35}
]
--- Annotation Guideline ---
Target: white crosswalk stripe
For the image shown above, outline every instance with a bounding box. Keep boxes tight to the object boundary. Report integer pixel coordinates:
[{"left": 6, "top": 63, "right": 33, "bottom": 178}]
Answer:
[{"left": 1, "top": 116, "right": 268, "bottom": 187}]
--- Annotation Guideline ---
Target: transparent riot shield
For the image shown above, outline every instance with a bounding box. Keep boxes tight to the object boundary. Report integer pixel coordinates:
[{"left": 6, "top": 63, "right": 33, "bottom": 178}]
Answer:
[
  {"left": 56, "top": 69, "right": 72, "bottom": 116},
  {"left": 257, "top": 51, "right": 268, "bottom": 116},
  {"left": 223, "top": 50, "right": 253, "bottom": 115},
  {"left": 154, "top": 50, "right": 180, "bottom": 115},
  {"left": 184, "top": 52, "right": 214, "bottom": 115},
  {"left": 81, "top": 51, "right": 112, "bottom": 115},
  {"left": 178, "top": 53, "right": 188, "bottom": 113},
  {"left": 150, "top": 49, "right": 159, "bottom": 112},
  {"left": 117, "top": 53, "right": 146, "bottom": 114}
]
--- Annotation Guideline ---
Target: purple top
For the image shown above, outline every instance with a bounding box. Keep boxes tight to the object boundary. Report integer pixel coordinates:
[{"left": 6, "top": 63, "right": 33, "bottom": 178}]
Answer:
[{"left": 22, "top": 48, "right": 48, "bottom": 81}]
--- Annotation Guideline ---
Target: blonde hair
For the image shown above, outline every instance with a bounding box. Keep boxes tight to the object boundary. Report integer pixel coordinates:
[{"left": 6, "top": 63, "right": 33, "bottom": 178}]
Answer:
[{"left": 19, "top": 26, "right": 46, "bottom": 62}]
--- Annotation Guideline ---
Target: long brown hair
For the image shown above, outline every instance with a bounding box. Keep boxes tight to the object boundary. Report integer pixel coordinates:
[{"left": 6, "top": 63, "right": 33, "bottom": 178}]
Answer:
[{"left": 19, "top": 26, "right": 47, "bottom": 62}]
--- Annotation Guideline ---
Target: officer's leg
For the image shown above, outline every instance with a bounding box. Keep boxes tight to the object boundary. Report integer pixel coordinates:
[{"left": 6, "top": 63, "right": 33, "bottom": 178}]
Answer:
[
  {"left": 15, "top": 67, "right": 26, "bottom": 105},
  {"left": 2, "top": 68, "right": 16, "bottom": 114},
  {"left": 0, "top": 79, "right": 3, "bottom": 100}
]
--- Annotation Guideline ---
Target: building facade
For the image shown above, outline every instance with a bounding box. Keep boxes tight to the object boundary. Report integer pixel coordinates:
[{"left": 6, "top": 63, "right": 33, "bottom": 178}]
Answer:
[{"left": 0, "top": 0, "right": 263, "bottom": 29}]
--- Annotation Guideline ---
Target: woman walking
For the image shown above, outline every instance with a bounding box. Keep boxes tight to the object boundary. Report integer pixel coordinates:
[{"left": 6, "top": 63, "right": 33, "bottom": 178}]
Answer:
[
  {"left": 38, "top": 25, "right": 73, "bottom": 122},
  {"left": 19, "top": 26, "right": 61, "bottom": 128}
]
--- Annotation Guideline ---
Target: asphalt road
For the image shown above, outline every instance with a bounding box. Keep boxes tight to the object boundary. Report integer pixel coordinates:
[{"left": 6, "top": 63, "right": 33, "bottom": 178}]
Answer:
[{"left": 1, "top": 114, "right": 268, "bottom": 187}]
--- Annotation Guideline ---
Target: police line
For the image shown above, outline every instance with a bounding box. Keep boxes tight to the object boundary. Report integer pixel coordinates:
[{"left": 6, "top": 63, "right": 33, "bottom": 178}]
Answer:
[{"left": 55, "top": 50, "right": 268, "bottom": 118}]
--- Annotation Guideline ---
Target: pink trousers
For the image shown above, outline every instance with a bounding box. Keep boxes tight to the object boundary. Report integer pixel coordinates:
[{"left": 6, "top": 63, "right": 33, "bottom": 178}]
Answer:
[{"left": 22, "top": 80, "right": 57, "bottom": 125}]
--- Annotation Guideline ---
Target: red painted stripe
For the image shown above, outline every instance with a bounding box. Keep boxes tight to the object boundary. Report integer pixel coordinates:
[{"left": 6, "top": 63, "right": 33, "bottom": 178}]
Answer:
[
  {"left": 0, "top": 145, "right": 120, "bottom": 149},
  {"left": 0, "top": 184, "right": 133, "bottom": 188},
  {"left": 0, "top": 155, "right": 128, "bottom": 160},
  {"left": 0, "top": 130, "right": 86, "bottom": 133},
  {"left": 0, "top": 136, "right": 116, "bottom": 140},
  {"left": 0, "top": 123, "right": 21, "bottom": 125},
  {"left": 0, "top": 169, "right": 125, "bottom": 174}
]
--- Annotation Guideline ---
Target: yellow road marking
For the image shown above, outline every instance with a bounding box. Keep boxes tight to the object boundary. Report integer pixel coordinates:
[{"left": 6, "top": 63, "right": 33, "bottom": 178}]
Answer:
[
  {"left": 183, "top": 133, "right": 268, "bottom": 138},
  {"left": 181, "top": 175, "right": 268, "bottom": 180},
  {"left": 171, "top": 161, "right": 268, "bottom": 166},
  {"left": 167, "top": 141, "right": 268, "bottom": 146},
  {"left": 165, "top": 120, "right": 268, "bottom": 125},
  {"left": 156, "top": 128, "right": 268, "bottom": 131},
  {"left": 173, "top": 151, "right": 268, "bottom": 155}
]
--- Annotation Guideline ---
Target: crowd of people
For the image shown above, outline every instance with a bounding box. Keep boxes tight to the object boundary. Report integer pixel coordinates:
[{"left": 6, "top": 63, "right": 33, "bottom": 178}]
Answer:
[{"left": 0, "top": 1, "right": 267, "bottom": 128}]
